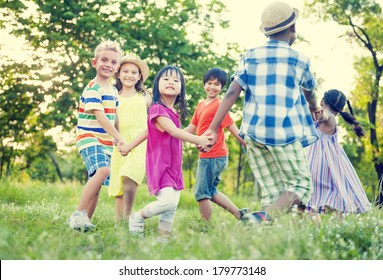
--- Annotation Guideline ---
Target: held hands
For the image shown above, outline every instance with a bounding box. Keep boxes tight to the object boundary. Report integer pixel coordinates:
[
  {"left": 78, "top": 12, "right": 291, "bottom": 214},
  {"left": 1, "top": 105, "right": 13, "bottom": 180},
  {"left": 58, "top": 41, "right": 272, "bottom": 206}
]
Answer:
[
  {"left": 197, "top": 129, "right": 217, "bottom": 153},
  {"left": 310, "top": 105, "right": 323, "bottom": 122},
  {"left": 117, "top": 140, "right": 131, "bottom": 157},
  {"left": 315, "top": 108, "right": 331, "bottom": 124}
]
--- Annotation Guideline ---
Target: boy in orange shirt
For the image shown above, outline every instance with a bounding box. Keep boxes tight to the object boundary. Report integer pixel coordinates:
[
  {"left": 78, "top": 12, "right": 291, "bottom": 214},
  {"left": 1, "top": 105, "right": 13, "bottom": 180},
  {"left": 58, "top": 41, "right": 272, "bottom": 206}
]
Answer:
[{"left": 185, "top": 68, "right": 247, "bottom": 221}]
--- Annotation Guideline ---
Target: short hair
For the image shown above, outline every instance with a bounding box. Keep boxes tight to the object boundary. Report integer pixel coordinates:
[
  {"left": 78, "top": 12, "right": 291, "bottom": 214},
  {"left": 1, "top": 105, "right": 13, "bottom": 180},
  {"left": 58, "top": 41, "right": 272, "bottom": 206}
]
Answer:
[
  {"left": 203, "top": 67, "right": 228, "bottom": 88},
  {"left": 94, "top": 40, "right": 123, "bottom": 59}
]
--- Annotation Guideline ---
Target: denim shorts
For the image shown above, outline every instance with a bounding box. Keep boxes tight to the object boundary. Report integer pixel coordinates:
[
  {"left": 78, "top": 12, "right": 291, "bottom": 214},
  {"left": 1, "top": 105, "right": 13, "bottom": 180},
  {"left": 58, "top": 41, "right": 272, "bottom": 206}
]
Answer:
[
  {"left": 79, "top": 145, "right": 111, "bottom": 186},
  {"left": 194, "top": 157, "right": 228, "bottom": 201}
]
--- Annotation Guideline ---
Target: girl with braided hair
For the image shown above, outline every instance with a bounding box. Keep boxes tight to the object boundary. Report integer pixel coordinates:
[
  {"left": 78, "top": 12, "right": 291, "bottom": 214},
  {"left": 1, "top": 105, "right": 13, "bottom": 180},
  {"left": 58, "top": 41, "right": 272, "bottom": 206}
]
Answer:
[{"left": 306, "top": 89, "right": 371, "bottom": 213}]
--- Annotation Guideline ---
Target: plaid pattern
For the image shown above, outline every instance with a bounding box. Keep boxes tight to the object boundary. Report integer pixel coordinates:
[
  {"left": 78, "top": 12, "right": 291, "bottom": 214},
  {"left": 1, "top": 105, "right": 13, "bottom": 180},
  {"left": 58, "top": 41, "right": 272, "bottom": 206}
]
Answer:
[
  {"left": 79, "top": 145, "right": 111, "bottom": 186},
  {"left": 245, "top": 136, "right": 312, "bottom": 207},
  {"left": 232, "top": 40, "right": 318, "bottom": 147}
]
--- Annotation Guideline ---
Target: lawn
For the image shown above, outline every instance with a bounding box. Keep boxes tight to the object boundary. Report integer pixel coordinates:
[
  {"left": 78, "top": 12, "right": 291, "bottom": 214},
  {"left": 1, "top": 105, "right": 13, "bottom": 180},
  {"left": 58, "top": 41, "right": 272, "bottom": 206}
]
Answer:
[{"left": 0, "top": 179, "right": 382, "bottom": 260}]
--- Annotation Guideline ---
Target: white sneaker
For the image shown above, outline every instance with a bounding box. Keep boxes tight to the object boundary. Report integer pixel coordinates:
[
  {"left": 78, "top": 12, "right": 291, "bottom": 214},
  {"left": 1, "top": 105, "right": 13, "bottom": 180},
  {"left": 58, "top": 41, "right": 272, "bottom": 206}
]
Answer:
[
  {"left": 67, "top": 210, "right": 95, "bottom": 232},
  {"left": 129, "top": 213, "right": 144, "bottom": 234}
]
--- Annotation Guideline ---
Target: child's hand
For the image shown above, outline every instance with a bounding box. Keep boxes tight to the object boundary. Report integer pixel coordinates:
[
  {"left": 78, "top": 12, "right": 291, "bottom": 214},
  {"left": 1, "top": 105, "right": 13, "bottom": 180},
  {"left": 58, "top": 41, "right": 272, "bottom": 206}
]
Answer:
[
  {"left": 113, "top": 138, "right": 118, "bottom": 146},
  {"left": 197, "top": 129, "right": 216, "bottom": 152},
  {"left": 117, "top": 140, "right": 130, "bottom": 157},
  {"left": 313, "top": 109, "right": 323, "bottom": 122},
  {"left": 197, "top": 135, "right": 214, "bottom": 153},
  {"left": 316, "top": 109, "right": 331, "bottom": 124}
]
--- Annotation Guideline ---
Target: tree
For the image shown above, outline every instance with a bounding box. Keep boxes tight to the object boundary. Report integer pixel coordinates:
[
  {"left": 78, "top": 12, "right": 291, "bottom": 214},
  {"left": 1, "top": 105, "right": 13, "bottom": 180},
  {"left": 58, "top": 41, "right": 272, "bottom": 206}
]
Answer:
[
  {"left": 304, "top": 0, "right": 383, "bottom": 204},
  {"left": 0, "top": 0, "right": 240, "bottom": 180}
]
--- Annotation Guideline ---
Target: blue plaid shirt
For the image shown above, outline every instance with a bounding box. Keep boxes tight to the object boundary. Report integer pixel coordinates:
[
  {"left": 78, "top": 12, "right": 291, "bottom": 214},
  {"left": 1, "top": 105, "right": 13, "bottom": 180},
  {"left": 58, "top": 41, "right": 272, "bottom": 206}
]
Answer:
[{"left": 233, "top": 40, "right": 318, "bottom": 147}]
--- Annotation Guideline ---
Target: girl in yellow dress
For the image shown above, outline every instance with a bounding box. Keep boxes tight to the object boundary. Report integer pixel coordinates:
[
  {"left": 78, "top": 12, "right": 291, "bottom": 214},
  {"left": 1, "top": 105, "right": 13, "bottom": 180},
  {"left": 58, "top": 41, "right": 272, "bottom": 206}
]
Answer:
[{"left": 109, "top": 54, "right": 151, "bottom": 222}]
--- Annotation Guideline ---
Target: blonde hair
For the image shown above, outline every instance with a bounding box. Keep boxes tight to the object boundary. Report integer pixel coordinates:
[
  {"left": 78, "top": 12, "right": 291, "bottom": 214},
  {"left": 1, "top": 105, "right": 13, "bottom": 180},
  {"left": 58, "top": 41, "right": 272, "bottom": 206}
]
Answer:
[{"left": 94, "top": 40, "right": 123, "bottom": 59}]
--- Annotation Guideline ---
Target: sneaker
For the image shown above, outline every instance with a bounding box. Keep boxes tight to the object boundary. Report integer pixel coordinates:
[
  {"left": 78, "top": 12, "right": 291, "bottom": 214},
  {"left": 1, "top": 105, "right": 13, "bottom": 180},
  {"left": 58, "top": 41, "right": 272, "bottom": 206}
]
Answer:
[
  {"left": 238, "top": 208, "right": 249, "bottom": 220},
  {"left": 129, "top": 213, "right": 144, "bottom": 234},
  {"left": 67, "top": 210, "right": 95, "bottom": 232},
  {"left": 157, "top": 229, "right": 171, "bottom": 244},
  {"left": 240, "top": 211, "right": 271, "bottom": 224}
]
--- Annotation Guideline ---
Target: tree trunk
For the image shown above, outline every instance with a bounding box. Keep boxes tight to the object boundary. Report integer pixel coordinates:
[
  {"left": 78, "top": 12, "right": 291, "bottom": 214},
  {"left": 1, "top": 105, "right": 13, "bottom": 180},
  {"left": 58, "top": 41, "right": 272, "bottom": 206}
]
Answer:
[
  {"left": 48, "top": 152, "right": 63, "bottom": 182},
  {"left": 368, "top": 88, "right": 383, "bottom": 205}
]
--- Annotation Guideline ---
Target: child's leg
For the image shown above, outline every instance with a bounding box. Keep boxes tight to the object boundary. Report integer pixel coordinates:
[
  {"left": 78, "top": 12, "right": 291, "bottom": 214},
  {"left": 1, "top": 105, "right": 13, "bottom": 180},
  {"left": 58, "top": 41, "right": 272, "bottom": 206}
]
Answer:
[
  {"left": 141, "top": 187, "right": 180, "bottom": 219},
  {"left": 198, "top": 199, "right": 212, "bottom": 220},
  {"left": 78, "top": 166, "right": 110, "bottom": 218},
  {"left": 129, "top": 187, "right": 180, "bottom": 234},
  {"left": 262, "top": 191, "right": 300, "bottom": 217},
  {"left": 114, "top": 196, "right": 123, "bottom": 222},
  {"left": 87, "top": 186, "right": 101, "bottom": 218},
  {"left": 211, "top": 192, "right": 241, "bottom": 219},
  {"left": 122, "top": 176, "right": 138, "bottom": 220}
]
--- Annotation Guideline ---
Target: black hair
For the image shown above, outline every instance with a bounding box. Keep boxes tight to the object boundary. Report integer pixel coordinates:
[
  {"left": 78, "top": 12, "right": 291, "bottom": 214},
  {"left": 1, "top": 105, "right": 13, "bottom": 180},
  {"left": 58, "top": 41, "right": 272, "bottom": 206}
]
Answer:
[
  {"left": 203, "top": 67, "right": 228, "bottom": 88},
  {"left": 323, "top": 89, "right": 364, "bottom": 138},
  {"left": 151, "top": 65, "right": 188, "bottom": 120},
  {"left": 114, "top": 62, "right": 147, "bottom": 95}
]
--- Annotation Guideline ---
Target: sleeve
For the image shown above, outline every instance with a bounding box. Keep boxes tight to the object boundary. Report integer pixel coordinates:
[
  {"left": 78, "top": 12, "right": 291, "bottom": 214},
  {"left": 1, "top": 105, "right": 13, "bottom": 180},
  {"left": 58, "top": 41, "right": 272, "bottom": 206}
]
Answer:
[
  {"left": 221, "top": 112, "right": 234, "bottom": 129},
  {"left": 148, "top": 103, "right": 171, "bottom": 123},
  {"left": 83, "top": 87, "right": 104, "bottom": 112},
  {"left": 300, "top": 60, "right": 316, "bottom": 91},
  {"left": 231, "top": 53, "right": 248, "bottom": 92},
  {"left": 190, "top": 103, "right": 200, "bottom": 126}
]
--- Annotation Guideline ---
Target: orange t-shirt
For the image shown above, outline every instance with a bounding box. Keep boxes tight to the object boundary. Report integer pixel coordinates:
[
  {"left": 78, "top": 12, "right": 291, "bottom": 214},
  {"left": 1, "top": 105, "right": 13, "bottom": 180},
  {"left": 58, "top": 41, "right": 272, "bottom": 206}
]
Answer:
[{"left": 191, "top": 98, "right": 234, "bottom": 158}]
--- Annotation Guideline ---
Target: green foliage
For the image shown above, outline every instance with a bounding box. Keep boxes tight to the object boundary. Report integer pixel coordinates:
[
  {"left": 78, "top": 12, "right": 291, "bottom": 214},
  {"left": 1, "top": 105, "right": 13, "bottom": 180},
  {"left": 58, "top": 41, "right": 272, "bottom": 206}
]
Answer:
[
  {"left": 1, "top": 179, "right": 382, "bottom": 260},
  {"left": 0, "top": 0, "right": 239, "bottom": 179},
  {"left": 304, "top": 0, "right": 383, "bottom": 203}
]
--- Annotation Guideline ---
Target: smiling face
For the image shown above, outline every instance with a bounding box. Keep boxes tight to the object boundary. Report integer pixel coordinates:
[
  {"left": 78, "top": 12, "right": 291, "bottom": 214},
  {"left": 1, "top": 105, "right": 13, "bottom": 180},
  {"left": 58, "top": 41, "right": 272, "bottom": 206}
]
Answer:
[
  {"left": 117, "top": 62, "right": 141, "bottom": 89},
  {"left": 92, "top": 49, "right": 120, "bottom": 81},
  {"left": 204, "top": 78, "right": 223, "bottom": 100},
  {"left": 158, "top": 70, "right": 182, "bottom": 98}
]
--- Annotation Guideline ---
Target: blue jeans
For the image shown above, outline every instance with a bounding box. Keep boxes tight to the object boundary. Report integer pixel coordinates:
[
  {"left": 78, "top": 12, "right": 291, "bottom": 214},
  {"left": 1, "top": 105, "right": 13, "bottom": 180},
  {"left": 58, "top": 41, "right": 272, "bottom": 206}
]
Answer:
[{"left": 194, "top": 157, "right": 228, "bottom": 201}]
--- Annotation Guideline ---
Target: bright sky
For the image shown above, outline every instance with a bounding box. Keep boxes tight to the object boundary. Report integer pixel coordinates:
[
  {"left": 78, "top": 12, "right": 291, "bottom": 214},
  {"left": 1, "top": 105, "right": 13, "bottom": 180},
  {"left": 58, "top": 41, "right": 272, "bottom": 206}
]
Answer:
[{"left": 213, "top": 0, "right": 373, "bottom": 99}]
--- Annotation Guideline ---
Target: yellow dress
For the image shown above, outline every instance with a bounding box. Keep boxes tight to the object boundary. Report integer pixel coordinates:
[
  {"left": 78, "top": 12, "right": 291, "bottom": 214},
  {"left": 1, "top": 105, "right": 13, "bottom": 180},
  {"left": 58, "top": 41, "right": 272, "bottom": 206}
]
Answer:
[{"left": 108, "top": 94, "right": 147, "bottom": 197}]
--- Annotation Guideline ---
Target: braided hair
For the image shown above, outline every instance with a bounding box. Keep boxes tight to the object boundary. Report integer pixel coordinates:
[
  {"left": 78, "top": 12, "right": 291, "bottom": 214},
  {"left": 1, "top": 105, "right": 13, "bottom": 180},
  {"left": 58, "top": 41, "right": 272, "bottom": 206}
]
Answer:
[{"left": 323, "top": 89, "right": 364, "bottom": 138}]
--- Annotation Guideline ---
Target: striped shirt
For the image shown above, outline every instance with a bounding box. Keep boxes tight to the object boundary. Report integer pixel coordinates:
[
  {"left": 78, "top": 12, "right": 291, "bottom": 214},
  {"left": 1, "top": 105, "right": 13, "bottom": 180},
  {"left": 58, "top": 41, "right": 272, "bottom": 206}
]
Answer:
[
  {"left": 76, "top": 81, "right": 119, "bottom": 155},
  {"left": 232, "top": 40, "right": 318, "bottom": 147}
]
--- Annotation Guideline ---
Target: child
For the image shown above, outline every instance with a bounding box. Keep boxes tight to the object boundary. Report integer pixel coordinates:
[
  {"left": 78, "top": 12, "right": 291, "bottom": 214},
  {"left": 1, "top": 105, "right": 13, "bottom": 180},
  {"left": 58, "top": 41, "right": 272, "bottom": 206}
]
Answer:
[
  {"left": 118, "top": 65, "right": 212, "bottom": 240},
  {"left": 306, "top": 89, "right": 371, "bottom": 213},
  {"left": 108, "top": 54, "right": 151, "bottom": 223},
  {"left": 184, "top": 67, "right": 248, "bottom": 221},
  {"left": 68, "top": 41, "right": 126, "bottom": 231},
  {"left": 200, "top": 1, "right": 321, "bottom": 221}
]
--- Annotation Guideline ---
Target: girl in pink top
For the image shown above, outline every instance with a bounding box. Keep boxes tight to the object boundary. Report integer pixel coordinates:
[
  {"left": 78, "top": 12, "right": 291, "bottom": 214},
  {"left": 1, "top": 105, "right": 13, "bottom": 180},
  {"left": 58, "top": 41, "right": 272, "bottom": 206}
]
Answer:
[{"left": 118, "top": 65, "right": 212, "bottom": 241}]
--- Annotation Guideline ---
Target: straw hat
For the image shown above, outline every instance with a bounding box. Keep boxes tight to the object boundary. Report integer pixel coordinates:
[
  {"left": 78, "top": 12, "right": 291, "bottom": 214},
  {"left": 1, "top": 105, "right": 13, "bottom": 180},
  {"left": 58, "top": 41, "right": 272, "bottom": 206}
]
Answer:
[
  {"left": 259, "top": 1, "right": 299, "bottom": 37},
  {"left": 120, "top": 54, "right": 150, "bottom": 82}
]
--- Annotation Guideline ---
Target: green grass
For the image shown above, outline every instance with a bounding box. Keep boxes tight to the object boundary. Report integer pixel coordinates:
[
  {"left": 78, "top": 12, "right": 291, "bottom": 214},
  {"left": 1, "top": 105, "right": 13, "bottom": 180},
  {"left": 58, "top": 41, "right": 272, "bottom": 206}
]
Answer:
[{"left": 0, "top": 179, "right": 382, "bottom": 260}]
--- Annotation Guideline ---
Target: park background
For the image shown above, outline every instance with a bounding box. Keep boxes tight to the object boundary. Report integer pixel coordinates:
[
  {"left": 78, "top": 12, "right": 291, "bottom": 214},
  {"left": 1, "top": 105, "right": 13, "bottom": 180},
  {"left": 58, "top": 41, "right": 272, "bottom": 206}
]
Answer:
[{"left": 1, "top": 0, "right": 383, "bottom": 260}]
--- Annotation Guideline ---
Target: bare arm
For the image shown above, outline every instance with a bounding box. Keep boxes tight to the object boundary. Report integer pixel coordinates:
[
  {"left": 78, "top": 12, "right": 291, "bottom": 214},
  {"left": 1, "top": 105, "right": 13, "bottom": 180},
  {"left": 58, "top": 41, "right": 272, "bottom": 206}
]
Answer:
[
  {"left": 316, "top": 109, "right": 336, "bottom": 135},
  {"left": 94, "top": 110, "right": 123, "bottom": 142},
  {"left": 302, "top": 89, "right": 320, "bottom": 121},
  {"left": 201, "top": 81, "right": 242, "bottom": 150},
  {"left": 226, "top": 123, "right": 246, "bottom": 147},
  {"left": 183, "top": 123, "right": 197, "bottom": 134},
  {"left": 118, "top": 129, "right": 148, "bottom": 156},
  {"left": 156, "top": 116, "right": 212, "bottom": 147}
]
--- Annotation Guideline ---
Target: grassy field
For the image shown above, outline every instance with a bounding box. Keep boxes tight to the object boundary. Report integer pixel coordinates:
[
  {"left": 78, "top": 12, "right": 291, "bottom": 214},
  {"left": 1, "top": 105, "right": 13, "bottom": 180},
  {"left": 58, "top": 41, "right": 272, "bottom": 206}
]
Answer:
[{"left": 0, "top": 179, "right": 382, "bottom": 260}]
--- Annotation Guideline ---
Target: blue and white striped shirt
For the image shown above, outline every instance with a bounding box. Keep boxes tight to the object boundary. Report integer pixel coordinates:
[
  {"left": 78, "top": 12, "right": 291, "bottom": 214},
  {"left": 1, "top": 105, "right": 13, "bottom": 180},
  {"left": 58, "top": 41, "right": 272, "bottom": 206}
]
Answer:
[{"left": 233, "top": 40, "right": 318, "bottom": 147}]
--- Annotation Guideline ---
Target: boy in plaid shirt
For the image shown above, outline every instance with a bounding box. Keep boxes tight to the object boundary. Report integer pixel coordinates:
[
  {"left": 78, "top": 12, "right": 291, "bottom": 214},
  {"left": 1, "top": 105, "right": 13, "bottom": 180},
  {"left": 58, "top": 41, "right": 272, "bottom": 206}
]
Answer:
[{"left": 201, "top": 1, "right": 320, "bottom": 221}]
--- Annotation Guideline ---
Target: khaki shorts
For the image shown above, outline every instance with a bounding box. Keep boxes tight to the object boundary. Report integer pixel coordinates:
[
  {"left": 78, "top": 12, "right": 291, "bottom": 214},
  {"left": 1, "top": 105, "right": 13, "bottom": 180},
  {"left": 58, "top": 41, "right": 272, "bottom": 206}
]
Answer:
[{"left": 245, "top": 136, "right": 312, "bottom": 207}]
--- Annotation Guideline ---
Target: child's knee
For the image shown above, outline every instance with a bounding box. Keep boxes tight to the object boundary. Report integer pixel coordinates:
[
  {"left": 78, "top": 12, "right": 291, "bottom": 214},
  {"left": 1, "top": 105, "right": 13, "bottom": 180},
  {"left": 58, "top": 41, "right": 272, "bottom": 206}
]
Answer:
[{"left": 96, "top": 166, "right": 110, "bottom": 179}]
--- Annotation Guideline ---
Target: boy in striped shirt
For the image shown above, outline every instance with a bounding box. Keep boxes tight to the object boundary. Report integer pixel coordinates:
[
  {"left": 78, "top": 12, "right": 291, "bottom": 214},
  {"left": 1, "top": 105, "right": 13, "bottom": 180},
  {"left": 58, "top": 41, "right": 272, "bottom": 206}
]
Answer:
[{"left": 68, "top": 41, "right": 126, "bottom": 231}]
